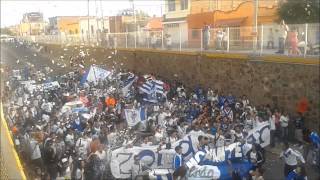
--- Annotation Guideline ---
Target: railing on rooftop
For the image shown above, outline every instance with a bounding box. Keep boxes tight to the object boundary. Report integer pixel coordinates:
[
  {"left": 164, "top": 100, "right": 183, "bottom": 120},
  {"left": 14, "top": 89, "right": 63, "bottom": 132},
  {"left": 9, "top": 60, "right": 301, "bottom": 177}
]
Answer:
[{"left": 17, "top": 23, "right": 320, "bottom": 57}]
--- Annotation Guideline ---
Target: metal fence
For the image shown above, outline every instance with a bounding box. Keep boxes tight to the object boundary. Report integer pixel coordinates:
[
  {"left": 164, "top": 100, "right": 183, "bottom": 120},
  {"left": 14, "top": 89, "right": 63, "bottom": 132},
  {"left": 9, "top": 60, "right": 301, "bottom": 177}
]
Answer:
[{"left": 17, "top": 23, "right": 320, "bottom": 57}]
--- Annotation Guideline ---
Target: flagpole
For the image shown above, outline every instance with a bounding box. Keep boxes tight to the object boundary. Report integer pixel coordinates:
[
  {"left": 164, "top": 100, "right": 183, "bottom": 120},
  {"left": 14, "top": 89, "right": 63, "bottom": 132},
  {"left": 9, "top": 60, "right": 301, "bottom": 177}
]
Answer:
[{"left": 92, "top": 65, "right": 98, "bottom": 84}]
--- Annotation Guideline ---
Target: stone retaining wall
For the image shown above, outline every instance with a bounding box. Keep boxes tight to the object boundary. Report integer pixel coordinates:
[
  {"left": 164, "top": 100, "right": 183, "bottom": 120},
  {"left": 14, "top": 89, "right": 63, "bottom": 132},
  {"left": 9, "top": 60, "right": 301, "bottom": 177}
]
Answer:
[{"left": 42, "top": 44, "right": 320, "bottom": 130}]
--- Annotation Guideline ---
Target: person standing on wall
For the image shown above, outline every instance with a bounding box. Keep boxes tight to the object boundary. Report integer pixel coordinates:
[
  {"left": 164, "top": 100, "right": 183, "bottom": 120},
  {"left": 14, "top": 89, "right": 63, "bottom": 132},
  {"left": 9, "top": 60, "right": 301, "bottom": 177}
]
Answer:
[
  {"left": 202, "top": 23, "right": 210, "bottom": 50},
  {"left": 151, "top": 33, "right": 157, "bottom": 49},
  {"left": 267, "top": 28, "right": 274, "bottom": 49},
  {"left": 276, "top": 20, "right": 289, "bottom": 54},
  {"left": 165, "top": 34, "right": 172, "bottom": 50}
]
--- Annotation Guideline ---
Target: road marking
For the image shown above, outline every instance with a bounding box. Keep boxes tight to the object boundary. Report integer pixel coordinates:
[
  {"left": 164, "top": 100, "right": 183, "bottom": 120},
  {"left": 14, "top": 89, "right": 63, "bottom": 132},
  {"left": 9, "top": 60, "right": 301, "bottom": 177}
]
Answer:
[{"left": 0, "top": 103, "right": 27, "bottom": 180}]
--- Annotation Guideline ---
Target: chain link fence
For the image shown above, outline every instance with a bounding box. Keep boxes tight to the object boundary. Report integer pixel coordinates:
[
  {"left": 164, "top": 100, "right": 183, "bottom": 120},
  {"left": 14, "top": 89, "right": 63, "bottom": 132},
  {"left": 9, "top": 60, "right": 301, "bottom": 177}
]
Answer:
[{"left": 17, "top": 23, "right": 320, "bottom": 57}]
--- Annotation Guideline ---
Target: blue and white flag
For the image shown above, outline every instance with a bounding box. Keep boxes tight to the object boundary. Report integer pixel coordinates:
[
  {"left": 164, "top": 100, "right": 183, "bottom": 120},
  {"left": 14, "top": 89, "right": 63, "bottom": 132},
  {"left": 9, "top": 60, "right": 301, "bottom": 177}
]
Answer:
[
  {"left": 139, "top": 79, "right": 164, "bottom": 95},
  {"left": 139, "top": 79, "right": 165, "bottom": 103},
  {"left": 121, "top": 73, "right": 138, "bottom": 97},
  {"left": 80, "top": 65, "right": 111, "bottom": 84},
  {"left": 124, "top": 107, "right": 147, "bottom": 127}
]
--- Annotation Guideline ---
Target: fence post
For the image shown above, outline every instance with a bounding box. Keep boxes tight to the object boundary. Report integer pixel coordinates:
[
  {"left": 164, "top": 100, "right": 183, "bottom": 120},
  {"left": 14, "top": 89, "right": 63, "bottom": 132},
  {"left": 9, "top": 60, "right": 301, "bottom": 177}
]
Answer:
[
  {"left": 147, "top": 32, "right": 150, "bottom": 49},
  {"left": 200, "top": 29, "right": 203, "bottom": 52},
  {"left": 134, "top": 31, "right": 137, "bottom": 49},
  {"left": 227, "top": 27, "right": 230, "bottom": 52},
  {"left": 304, "top": 23, "right": 308, "bottom": 57},
  {"left": 260, "top": 25, "right": 264, "bottom": 56},
  {"left": 161, "top": 30, "right": 164, "bottom": 49},
  {"left": 125, "top": 33, "right": 128, "bottom": 48},
  {"left": 179, "top": 26, "right": 182, "bottom": 51}
]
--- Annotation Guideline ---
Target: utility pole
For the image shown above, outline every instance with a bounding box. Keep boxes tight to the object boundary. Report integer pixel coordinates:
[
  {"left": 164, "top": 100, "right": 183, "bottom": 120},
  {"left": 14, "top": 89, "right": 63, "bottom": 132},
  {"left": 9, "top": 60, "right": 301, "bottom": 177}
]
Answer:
[
  {"left": 253, "top": 0, "right": 258, "bottom": 54},
  {"left": 95, "top": 0, "right": 99, "bottom": 44},
  {"left": 87, "top": 0, "right": 90, "bottom": 44},
  {"left": 100, "top": 0, "right": 105, "bottom": 30},
  {"left": 131, "top": 0, "right": 137, "bottom": 48}
]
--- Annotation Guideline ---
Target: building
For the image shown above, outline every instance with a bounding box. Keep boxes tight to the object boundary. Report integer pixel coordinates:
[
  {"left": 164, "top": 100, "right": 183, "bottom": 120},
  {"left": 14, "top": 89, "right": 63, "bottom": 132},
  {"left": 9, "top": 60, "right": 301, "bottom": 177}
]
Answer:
[
  {"left": 79, "top": 17, "right": 109, "bottom": 42},
  {"left": 190, "top": 0, "right": 278, "bottom": 14},
  {"left": 187, "top": 0, "right": 279, "bottom": 47},
  {"left": 48, "top": 16, "right": 81, "bottom": 35},
  {"left": 19, "top": 12, "right": 46, "bottom": 36},
  {"left": 109, "top": 16, "right": 124, "bottom": 33},
  {"left": 163, "top": 0, "right": 190, "bottom": 46},
  {"left": 143, "top": 17, "right": 163, "bottom": 31}
]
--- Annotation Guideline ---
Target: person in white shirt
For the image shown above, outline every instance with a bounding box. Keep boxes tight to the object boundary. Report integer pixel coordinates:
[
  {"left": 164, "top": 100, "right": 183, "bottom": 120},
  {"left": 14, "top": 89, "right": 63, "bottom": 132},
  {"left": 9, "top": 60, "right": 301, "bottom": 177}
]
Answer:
[
  {"left": 214, "top": 130, "right": 225, "bottom": 147},
  {"left": 280, "top": 143, "right": 305, "bottom": 177},
  {"left": 141, "top": 136, "right": 153, "bottom": 147},
  {"left": 154, "top": 126, "right": 164, "bottom": 143},
  {"left": 280, "top": 111, "right": 289, "bottom": 142},
  {"left": 75, "top": 133, "right": 90, "bottom": 159},
  {"left": 167, "top": 131, "right": 179, "bottom": 144},
  {"left": 29, "top": 134, "right": 42, "bottom": 162},
  {"left": 29, "top": 134, "right": 44, "bottom": 176},
  {"left": 268, "top": 110, "right": 276, "bottom": 148},
  {"left": 276, "top": 20, "right": 289, "bottom": 54}
]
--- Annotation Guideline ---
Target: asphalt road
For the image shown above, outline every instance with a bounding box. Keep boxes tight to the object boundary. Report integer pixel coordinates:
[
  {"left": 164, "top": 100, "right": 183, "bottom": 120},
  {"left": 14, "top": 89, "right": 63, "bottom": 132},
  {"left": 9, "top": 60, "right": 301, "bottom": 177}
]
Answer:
[{"left": 1, "top": 41, "right": 319, "bottom": 180}]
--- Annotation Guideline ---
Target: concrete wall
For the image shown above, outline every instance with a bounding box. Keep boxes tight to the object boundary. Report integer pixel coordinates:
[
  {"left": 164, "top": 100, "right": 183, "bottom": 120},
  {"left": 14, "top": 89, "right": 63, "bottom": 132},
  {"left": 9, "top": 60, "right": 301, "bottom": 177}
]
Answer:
[{"left": 42, "top": 44, "right": 320, "bottom": 130}]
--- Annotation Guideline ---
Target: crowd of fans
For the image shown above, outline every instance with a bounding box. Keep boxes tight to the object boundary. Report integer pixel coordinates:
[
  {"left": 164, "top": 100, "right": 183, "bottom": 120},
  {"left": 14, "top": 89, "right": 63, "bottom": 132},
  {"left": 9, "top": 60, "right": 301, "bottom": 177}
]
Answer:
[{"left": 0, "top": 51, "right": 317, "bottom": 180}]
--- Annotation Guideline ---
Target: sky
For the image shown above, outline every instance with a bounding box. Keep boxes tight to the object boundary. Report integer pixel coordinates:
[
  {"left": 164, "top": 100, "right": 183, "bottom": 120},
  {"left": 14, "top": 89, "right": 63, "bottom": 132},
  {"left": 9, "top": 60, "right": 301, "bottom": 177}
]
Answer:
[{"left": 1, "top": 0, "right": 164, "bottom": 27}]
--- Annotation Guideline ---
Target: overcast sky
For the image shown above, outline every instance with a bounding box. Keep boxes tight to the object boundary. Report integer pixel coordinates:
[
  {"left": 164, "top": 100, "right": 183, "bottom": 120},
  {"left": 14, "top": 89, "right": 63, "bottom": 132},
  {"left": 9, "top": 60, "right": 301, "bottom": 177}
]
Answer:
[{"left": 1, "top": 0, "right": 164, "bottom": 27}]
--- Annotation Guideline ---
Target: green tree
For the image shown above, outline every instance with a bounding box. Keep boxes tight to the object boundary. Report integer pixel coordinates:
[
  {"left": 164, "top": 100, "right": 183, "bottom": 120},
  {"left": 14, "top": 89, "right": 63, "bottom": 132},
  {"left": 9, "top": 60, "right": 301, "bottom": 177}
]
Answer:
[
  {"left": 0, "top": 27, "right": 14, "bottom": 36},
  {"left": 278, "top": 0, "right": 320, "bottom": 24}
]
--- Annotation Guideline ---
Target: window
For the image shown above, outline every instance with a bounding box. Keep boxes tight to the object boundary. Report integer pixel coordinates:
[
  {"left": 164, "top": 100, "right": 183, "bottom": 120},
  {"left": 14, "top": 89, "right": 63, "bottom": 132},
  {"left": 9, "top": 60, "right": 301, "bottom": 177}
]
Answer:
[
  {"left": 180, "top": 0, "right": 188, "bottom": 10},
  {"left": 165, "top": 23, "right": 179, "bottom": 28},
  {"left": 192, "top": 29, "right": 199, "bottom": 38},
  {"left": 91, "top": 25, "right": 94, "bottom": 34},
  {"left": 168, "top": 0, "right": 175, "bottom": 11}
]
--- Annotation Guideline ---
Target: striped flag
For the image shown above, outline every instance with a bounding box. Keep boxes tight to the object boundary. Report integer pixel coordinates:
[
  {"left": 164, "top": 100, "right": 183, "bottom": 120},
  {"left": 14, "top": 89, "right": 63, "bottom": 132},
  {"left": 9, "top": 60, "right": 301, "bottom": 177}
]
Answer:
[{"left": 139, "top": 79, "right": 164, "bottom": 95}]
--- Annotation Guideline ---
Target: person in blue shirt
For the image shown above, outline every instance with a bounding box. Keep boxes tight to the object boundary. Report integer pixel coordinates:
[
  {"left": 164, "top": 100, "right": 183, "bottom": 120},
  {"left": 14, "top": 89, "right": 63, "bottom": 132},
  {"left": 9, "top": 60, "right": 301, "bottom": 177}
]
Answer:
[
  {"left": 173, "top": 146, "right": 187, "bottom": 180},
  {"left": 173, "top": 146, "right": 183, "bottom": 170},
  {"left": 218, "top": 94, "right": 226, "bottom": 108},
  {"left": 226, "top": 93, "right": 236, "bottom": 108},
  {"left": 71, "top": 117, "right": 84, "bottom": 132}
]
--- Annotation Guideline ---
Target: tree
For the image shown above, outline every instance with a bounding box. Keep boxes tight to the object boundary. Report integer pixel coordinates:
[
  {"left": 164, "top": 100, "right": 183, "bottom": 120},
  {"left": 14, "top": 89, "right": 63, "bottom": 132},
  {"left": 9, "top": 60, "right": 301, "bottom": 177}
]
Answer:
[
  {"left": 278, "top": 0, "right": 320, "bottom": 24},
  {"left": 0, "top": 27, "right": 14, "bottom": 36}
]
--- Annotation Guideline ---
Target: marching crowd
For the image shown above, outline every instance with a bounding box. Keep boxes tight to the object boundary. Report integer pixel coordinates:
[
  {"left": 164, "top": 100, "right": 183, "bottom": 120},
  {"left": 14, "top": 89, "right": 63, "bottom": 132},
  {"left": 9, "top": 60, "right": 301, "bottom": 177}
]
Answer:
[{"left": 1, "top": 50, "right": 318, "bottom": 180}]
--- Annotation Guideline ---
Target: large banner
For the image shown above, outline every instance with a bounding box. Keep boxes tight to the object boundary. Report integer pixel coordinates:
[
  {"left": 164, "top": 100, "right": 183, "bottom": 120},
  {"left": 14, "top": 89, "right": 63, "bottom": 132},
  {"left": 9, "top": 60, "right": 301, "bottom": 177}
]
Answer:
[
  {"left": 246, "top": 121, "right": 270, "bottom": 148},
  {"left": 110, "top": 122, "right": 270, "bottom": 179}
]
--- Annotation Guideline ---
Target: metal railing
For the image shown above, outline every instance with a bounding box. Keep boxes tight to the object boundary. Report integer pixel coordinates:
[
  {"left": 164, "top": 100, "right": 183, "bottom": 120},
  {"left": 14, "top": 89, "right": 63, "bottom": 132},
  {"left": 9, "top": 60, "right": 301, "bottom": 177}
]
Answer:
[{"left": 17, "top": 23, "right": 320, "bottom": 57}]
